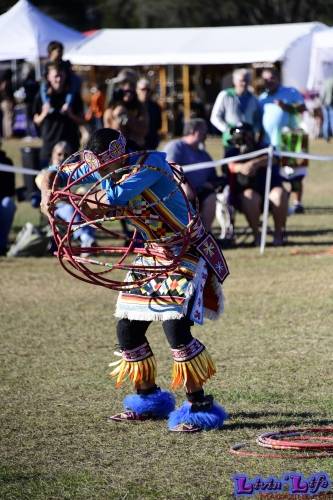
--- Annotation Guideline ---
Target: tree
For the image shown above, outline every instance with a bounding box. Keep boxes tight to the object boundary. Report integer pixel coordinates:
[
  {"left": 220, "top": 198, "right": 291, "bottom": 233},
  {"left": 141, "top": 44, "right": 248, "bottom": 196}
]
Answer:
[{"left": 1, "top": 0, "right": 333, "bottom": 29}]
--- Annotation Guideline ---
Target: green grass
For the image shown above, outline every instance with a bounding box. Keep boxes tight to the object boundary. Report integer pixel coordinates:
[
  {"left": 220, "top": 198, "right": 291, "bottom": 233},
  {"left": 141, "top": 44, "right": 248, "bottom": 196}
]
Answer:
[{"left": 1, "top": 137, "right": 333, "bottom": 499}]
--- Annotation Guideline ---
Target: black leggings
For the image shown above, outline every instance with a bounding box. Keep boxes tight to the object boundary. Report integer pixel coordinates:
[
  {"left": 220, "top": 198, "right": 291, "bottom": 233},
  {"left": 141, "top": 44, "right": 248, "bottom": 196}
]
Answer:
[{"left": 117, "top": 317, "right": 194, "bottom": 350}]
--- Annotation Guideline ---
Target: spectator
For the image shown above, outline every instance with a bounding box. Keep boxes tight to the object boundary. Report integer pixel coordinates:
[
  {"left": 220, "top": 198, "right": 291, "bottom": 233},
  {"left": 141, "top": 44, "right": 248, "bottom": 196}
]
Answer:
[
  {"left": 105, "top": 68, "right": 138, "bottom": 105},
  {"left": 320, "top": 75, "right": 333, "bottom": 142},
  {"left": 21, "top": 63, "right": 39, "bottom": 137},
  {"left": 103, "top": 101, "right": 145, "bottom": 242},
  {"left": 33, "top": 62, "right": 85, "bottom": 167},
  {"left": 0, "top": 146, "right": 16, "bottom": 255},
  {"left": 105, "top": 75, "right": 148, "bottom": 149},
  {"left": 35, "top": 141, "right": 96, "bottom": 254},
  {"left": 104, "top": 102, "right": 142, "bottom": 152},
  {"left": 0, "top": 69, "right": 14, "bottom": 139},
  {"left": 85, "top": 84, "right": 106, "bottom": 133},
  {"left": 259, "top": 67, "right": 307, "bottom": 213},
  {"left": 136, "top": 77, "right": 162, "bottom": 149},
  {"left": 210, "top": 68, "right": 261, "bottom": 151},
  {"left": 41, "top": 41, "right": 81, "bottom": 114},
  {"left": 225, "top": 123, "right": 288, "bottom": 246},
  {"left": 164, "top": 118, "right": 220, "bottom": 232}
]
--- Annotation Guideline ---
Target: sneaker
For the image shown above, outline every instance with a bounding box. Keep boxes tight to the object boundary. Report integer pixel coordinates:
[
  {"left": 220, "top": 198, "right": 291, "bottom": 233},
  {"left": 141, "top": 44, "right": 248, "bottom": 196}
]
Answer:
[
  {"left": 293, "top": 203, "right": 305, "bottom": 214},
  {"left": 273, "top": 232, "right": 288, "bottom": 247}
]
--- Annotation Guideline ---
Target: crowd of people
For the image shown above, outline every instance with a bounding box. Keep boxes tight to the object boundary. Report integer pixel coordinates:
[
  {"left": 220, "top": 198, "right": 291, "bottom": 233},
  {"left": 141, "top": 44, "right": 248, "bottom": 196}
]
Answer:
[{"left": 0, "top": 42, "right": 328, "bottom": 255}]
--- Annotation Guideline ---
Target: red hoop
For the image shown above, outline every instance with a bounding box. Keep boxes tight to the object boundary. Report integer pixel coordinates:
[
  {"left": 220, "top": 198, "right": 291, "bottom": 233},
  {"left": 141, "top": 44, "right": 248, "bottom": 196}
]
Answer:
[
  {"left": 48, "top": 150, "right": 199, "bottom": 291},
  {"left": 230, "top": 427, "right": 333, "bottom": 459}
]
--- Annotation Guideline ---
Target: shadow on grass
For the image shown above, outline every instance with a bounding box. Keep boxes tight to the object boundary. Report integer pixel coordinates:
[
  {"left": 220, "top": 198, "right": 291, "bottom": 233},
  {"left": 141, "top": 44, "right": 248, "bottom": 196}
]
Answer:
[
  {"left": 226, "top": 410, "right": 333, "bottom": 430},
  {"left": 305, "top": 206, "right": 333, "bottom": 214}
]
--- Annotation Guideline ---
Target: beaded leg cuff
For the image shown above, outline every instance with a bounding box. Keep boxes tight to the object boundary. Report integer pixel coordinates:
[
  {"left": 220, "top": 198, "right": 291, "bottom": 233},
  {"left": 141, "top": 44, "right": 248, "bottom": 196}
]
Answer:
[
  {"left": 109, "top": 342, "right": 156, "bottom": 388},
  {"left": 171, "top": 338, "right": 216, "bottom": 389}
]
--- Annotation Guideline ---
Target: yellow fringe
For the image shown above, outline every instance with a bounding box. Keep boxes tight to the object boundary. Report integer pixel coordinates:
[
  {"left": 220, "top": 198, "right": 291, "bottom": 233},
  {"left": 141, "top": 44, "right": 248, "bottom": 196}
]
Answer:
[
  {"left": 109, "top": 355, "right": 157, "bottom": 388},
  {"left": 171, "top": 349, "right": 216, "bottom": 390}
]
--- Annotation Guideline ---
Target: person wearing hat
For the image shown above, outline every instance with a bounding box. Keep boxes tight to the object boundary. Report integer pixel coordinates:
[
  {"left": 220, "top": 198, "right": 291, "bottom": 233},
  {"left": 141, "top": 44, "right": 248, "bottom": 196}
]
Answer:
[
  {"left": 225, "top": 123, "right": 288, "bottom": 246},
  {"left": 104, "top": 69, "right": 148, "bottom": 149}
]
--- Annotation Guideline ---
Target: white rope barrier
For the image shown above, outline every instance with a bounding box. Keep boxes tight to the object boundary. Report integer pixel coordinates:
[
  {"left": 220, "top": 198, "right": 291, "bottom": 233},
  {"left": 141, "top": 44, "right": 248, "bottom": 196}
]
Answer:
[
  {"left": 182, "top": 147, "right": 270, "bottom": 172},
  {"left": 1, "top": 147, "right": 332, "bottom": 256},
  {"left": 274, "top": 150, "right": 333, "bottom": 162},
  {"left": 0, "top": 163, "right": 38, "bottom": 175},
  {"left": 1, "top": 148, "right": 332, "bottom": 177}
]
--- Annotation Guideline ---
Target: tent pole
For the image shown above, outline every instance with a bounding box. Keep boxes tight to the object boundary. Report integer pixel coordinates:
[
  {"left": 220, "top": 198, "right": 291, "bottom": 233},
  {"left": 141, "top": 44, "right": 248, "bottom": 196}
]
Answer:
[
  {"left": 159, "top": 66, "right": 168, "bottom": 136},
  {"left": 260, "top": 145, "right": 274, "bottom": 255},
  {"left": 182, "top": 64, "right": 191, "bottom": 121},
  {"left": 11, "top": 59, "right": 17, "bottom": 89}
]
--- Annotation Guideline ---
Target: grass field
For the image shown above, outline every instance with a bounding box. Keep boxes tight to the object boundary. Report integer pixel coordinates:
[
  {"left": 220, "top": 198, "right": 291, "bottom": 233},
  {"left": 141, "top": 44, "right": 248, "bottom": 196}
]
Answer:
[{"left": 1, "top": 138, "right": 333, "bottom": 499}]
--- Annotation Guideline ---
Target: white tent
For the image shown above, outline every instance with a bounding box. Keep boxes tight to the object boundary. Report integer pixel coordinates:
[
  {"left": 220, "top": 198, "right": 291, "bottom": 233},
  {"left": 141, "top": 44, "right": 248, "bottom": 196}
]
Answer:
[
  {"left": 307, "top": 29, "right": 333, "bottom": 91},
  {"left": 66, "top": 22, "right": 327, "bottom": 90},
  {"left": 0, "top": 0, "right": 85, "bottom": 61}
]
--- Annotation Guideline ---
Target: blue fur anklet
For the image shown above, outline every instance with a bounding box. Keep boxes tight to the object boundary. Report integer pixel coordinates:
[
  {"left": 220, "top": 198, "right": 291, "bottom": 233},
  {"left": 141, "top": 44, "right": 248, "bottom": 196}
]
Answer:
[
  {"left": 124, "top": 389, "right": 176, "bottom": 419},
  {"left": 168, "top": 400, "right": 228, "bottom": 430}
]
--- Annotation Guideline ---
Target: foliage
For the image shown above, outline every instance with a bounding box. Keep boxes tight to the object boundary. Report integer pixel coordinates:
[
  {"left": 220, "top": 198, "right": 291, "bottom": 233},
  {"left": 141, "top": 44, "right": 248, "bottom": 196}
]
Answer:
[{"left": 1, "top": 0, "right": 333, "bottom": 29}]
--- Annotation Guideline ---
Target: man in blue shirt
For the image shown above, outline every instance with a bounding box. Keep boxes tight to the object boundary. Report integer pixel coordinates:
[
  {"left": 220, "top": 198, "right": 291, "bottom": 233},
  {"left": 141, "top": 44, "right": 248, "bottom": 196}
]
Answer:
[
  {"left": 259, "top": 68, "right": 306, "bottom": 212},
  {"left": 259, "top": 68, "right": 306, "bottom": 147}
]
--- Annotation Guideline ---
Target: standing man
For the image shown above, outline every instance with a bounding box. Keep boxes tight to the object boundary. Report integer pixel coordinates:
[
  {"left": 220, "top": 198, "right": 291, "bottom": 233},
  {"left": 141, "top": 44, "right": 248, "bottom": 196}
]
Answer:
[
  {"left": 136, "top": 77, "right": 162, "bottom": 149},
  {"left": 210, "top": 68, "right": 261, "bottom": 151},
  {"left": 33, "top": 63, "right": 84, "bottom": 167},
  {"left": 259, "top": 67, "right": 307, "bottom": 213},
  {"left": 259, "top": 68, "right": 306, "bottom": 147},
  {"left": 164, "top": 118, "right": 220, "bottom": 232}
]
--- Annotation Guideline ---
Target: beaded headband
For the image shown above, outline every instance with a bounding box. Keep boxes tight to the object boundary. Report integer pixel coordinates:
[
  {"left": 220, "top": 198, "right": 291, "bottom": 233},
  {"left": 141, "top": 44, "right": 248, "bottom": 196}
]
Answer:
[{"left": 83, "top": 132, "right": 127, "bottom": 171}]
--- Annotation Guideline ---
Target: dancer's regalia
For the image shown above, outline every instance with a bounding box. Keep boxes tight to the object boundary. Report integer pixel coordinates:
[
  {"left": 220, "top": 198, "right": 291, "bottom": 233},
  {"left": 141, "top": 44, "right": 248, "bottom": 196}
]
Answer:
[{"left": 49, "top": 130, "right": 229, "bottom": 432}]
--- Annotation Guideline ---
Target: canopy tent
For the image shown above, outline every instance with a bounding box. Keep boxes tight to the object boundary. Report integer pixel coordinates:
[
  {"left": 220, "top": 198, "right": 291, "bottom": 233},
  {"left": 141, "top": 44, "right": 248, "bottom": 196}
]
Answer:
[
  {"left": 66, "top": 22, "right": 327, "bottom": 90},
  {"left": 307, "top": 29, "right": 333, "bottom": 91},
  {"left": 0, "top": 0, "right": 85, "bottom": 61}
]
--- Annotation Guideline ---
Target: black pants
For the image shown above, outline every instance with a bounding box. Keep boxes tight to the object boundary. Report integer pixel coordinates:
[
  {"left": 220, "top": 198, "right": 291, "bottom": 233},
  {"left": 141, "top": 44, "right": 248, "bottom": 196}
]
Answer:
[{"left": 117, "top": 316, "right": 194, "bottom": 350}]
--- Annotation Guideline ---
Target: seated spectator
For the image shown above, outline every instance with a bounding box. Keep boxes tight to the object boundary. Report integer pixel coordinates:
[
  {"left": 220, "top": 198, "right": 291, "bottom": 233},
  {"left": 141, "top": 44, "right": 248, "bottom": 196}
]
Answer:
[
  {"left": 164, "top": 118, "right": 221, "bottom": 232},
  {"left": 136, "top": 77, "right": 162, "bottom": 149},
  {"left": 225, "top": 123, "right": 288, "bottom": 246},
  {"left": 0, "top": 146, "right": 16, "bottom": 255},
  {"left": 36, "top": 141, "right": 96, "bottom": 254}
]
